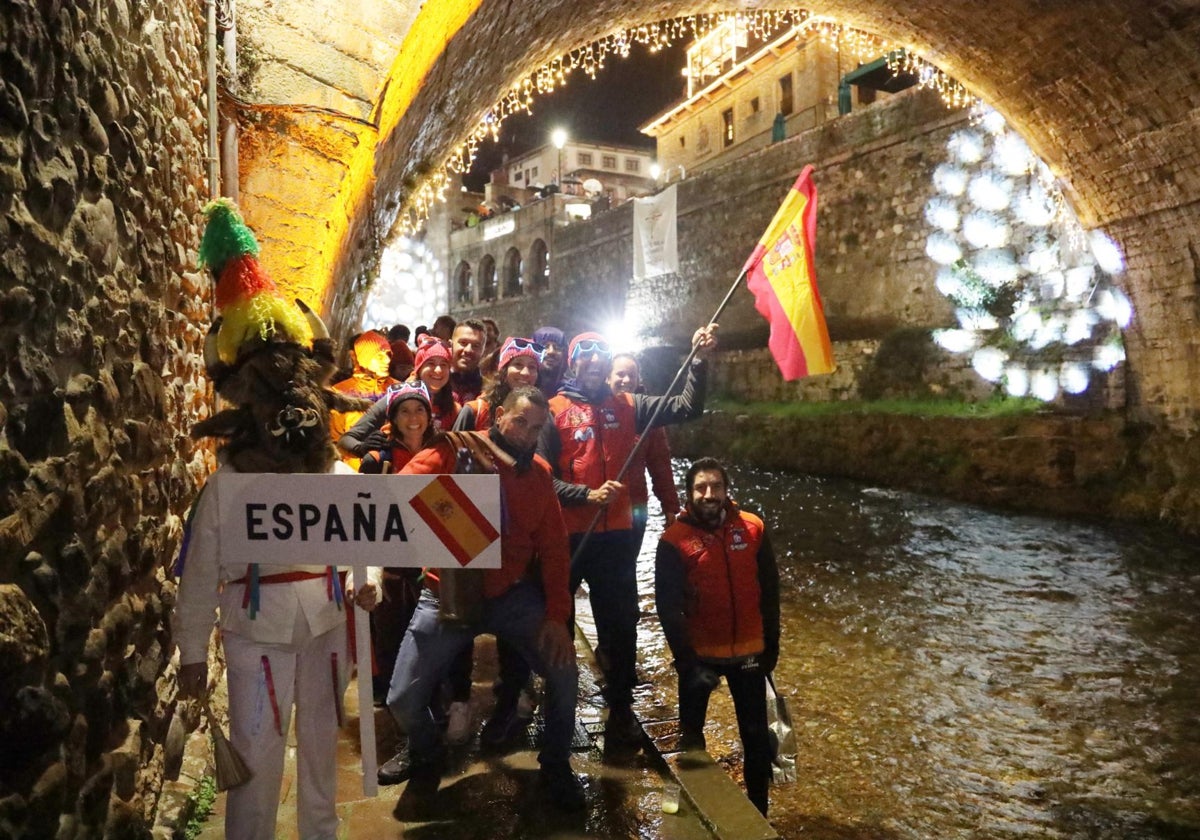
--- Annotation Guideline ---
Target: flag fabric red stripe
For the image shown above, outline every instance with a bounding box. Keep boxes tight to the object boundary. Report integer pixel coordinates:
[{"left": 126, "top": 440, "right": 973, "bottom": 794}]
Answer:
[
  {"left": 432, "top": 475, "right": 500, "bottom": 543},
  {"left": 409, "top": 492, "right": 475, "bottom": 567},
  {"left": 742, "top": 165, "right": 835, "bottom": 380}
]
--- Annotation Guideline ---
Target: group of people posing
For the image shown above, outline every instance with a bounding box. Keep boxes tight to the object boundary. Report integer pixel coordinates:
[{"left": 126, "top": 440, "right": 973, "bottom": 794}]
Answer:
[{"left": 173, "top": 314, "right": 780, "bottom": 839}]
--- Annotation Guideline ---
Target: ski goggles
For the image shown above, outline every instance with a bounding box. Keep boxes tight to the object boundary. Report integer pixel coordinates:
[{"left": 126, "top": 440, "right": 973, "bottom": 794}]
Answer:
[
  {"left": 502, "top": 337, "right": 546, "bottom": 358},
  {"left": 570, "top": 338, "right": 612, "bottom": 363}
]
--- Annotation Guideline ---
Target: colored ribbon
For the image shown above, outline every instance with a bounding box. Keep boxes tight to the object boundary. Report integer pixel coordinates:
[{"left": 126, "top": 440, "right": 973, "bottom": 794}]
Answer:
[{"left": 262, "top": 655, "right": 282, "bottom": 736}]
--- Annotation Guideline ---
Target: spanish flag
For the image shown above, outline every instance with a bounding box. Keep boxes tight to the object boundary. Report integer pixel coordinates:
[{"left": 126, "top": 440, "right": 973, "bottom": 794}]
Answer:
[
  {"left": 742, "top": 166, "right": 835, "bottom": 380},
  {"left": 409, "top": 475, "right": 500, "bottom": 567}
]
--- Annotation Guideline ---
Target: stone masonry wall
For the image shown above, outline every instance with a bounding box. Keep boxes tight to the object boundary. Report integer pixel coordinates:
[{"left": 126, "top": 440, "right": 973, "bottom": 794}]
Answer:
[{"left": 0, "top": 2, "right": 210, "bottom": 836}]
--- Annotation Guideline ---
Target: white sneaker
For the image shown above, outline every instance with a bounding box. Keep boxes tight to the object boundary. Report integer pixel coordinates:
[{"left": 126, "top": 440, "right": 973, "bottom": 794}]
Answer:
[{"left": 445, "top": 701, "right": 472, "bottom": 745}]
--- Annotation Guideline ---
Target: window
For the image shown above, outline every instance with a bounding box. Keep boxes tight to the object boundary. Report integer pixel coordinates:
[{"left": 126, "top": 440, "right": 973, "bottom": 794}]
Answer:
[
  {"left": 750, "top": 96, "right": 761, "bottom": 114},
  {"left": 531, "top": 166, "right": 538, "bottom": 178},
  {"left": 514, "top": 170, "right": 523, "bottom": 182},
  {"left": 478, "top": 255, "right": 496, "bottom": 302},
  {"left": 577, "top": 152, "right": 593, "bottom": 166},
  {"left": 722, "top": 108, "right": 734, "bottom": 147},
  {"left": 679, "top": 136, "right": 686, "bottom": 148},
  {"left": 779, "top": 74, "right": 794, "bottom": 116},
  {"left": 502, "top": 247, "right": 523, "bottom": 297},
  {"left": 529, "top": 239, "right": 549, "bottom": 292},
  {"left": 455, "top": 261, "right": 472, "bottom": 305},
  {"left": 624, "top": 158, "right": 640, "bottom": 173},
  {"left": 524, "top": 168, "right": 531, "bottom": 183},
  {"left": 602, "top": 154, "right": 617, "bottom": 169}
]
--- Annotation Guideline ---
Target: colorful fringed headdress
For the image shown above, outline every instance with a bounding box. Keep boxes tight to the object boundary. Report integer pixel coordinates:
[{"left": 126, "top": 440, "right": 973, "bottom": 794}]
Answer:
[{"left": 198, "top": 199, "right": 313, "bottom": 364}]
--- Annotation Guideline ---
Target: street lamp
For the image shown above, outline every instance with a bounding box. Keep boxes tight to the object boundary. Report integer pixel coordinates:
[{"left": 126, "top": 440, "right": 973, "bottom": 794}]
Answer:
[
  {"left": 551, "top": 128, "right": 567, "bottom": 189},
  {"left": 650, "top": 162, "right": 662, "bottom": 182}
]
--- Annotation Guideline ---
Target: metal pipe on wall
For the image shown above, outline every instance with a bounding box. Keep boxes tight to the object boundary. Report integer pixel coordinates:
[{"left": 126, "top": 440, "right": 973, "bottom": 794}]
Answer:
[
  {"left": 220, "top": 0, "right": 239, "bottom": 201},
  {"left": 205, "top": 0, "right": 219, "bottom": 199}
]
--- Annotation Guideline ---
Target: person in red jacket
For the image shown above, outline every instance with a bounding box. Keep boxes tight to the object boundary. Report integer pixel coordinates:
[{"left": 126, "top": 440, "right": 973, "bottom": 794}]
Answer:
[
  {"left": 387, "top": 386, "right": 586, "bottom": 813},
  {"left": 537, "top": 325, "right": 717, "bottom": 751},
  {"left": 655, "top": 457, "right": 780, "bottom": 816}
]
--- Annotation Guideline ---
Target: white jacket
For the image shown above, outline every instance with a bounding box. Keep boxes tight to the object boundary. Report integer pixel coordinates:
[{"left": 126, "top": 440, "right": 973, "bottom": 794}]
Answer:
[{"left": 172, "top": 461, "right": 361, "bottom": 666}]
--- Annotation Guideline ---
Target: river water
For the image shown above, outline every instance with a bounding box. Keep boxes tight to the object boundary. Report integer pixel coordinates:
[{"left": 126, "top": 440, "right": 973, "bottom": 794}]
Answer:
[{"left": 630, "top": 462, "right": 1200, "bottom": 839}]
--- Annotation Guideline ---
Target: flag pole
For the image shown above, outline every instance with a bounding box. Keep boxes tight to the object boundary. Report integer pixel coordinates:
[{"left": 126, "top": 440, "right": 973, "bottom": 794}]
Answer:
[{"left": 569, "top": 265, "right": 749, "bottom": 565}]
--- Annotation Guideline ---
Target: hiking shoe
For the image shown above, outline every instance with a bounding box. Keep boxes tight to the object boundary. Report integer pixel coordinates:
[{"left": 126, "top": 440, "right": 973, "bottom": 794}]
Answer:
[
  {"left": 445, "top": 701, "right": 472, "bottom": 745},
  {"left": 539, "top": 761, "right": 586, "bottom": 812},
  {"left": 480, "top": 705, "right": 525, "bottom": 751},
  {"left": 377, "top": 747, "right": 412, "bottom": 786},
  {"left": 604, "top": 704, "right": 643, "bottom": 749}
]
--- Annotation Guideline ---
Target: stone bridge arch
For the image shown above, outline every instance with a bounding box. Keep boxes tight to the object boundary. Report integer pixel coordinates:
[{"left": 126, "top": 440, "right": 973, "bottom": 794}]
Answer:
[{"left": 236, "top": 0, "right": 1200, "bottom": 427}]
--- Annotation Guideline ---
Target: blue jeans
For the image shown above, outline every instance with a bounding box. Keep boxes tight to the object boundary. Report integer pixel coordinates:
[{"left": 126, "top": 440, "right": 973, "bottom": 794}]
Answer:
[
  {"left": 570, "top": 529, "right": 638, "bottom": 707},
  {"left": 387, "top": 581, "right": 578, "bottom": 767}
]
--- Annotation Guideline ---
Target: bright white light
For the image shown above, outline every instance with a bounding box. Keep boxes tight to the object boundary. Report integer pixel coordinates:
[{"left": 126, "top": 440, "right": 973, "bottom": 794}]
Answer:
[
  {"left": 973, "top": 248, "right": 1019, "bottom": 286},
  {"left": 1089, "top": 230, "right": 1125, "bottom": 274},
  {"left": 1030, "top": 368, "right": 1059, "bottom": 401},
  {"left": 968, "top": 171, "right": 1013, "bottom": 211},
  {"left": 978, "top": 107, "right": 1007, "bottom": 135},
  {"left": 971, "top": 347, "right": 1007, "bottom": 382},
  {"left": 1024, "top": 241, "right": 1060, "bottom": 275},
  {"left": 396, "top": 252, "right": 413, "bottom": 270},
  {"left": 948, "top": 130, "right": 985, "bottom": 164},
  {"left": 1064, "top": 266, "right": 1095, "bottom": 300},
  {"left": 1095, "top": 288, "right": 1133, "bottom": 328},
  {"left": 602, "top": 315, "right": 642, "bottom": 353},
  {"left": 1013, "top": 183, "right": 1055, "bottom": 226},
  {"left": 962, "top": 211, "right": 1009, "bottom": 248},
  {"left": 551, "top": 128, "right": 568, "bottom": 149},
  {"left": 1060, "top": 362, "right": 1090, "bottom": 394},
  {"left": 932, "top": 329, "right": 979, "bottom": 353},
  {"left": 650, "top": 163, "right": 662, "bottom": 180},
  {"left": 1093, "top": 342, "right": 1125, "bottom": 371},
  {"left": 1011, "top": 309, "right": 1042, "bottom": 342},
  {"left": 1004, "top": 365, "right": 1029, "bottom": 397},
  {"left": 993, "top": 132, "right": 1033, "bottom": 176},
  {"left": 1034, "top": 272, "right": 1065, "bottom": 299},
  {"left": 935, "top": 267, "right": 964, "bottom": 298},
  {"left": 924, "top": 198, "right": 961, "bottom": 232},
  {"left": 1064, "top": 309, "right": 1096, "bottom": 344},
  {"left": 926, "top": 232, "right": 962, "bottom": 265},
  {"left": 933, "top": 163, "right": 968, "bottom": 196}
]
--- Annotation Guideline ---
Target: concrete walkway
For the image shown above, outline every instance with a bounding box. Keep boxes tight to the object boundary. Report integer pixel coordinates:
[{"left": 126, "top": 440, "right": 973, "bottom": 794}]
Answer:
[{"left": 167, "top": 593, "right": 778, "bottom": 839}]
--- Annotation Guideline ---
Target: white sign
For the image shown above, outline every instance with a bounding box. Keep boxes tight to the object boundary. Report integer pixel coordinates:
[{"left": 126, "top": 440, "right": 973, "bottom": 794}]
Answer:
[
  {"left": 213, "top": 472, "right": 502, "bottom": 569},
  {"left": 633, "top": 184, "right": 679, "bottom": 279},
  {"left": 482, "top": 216, "right": 515, "bottom": 240}
]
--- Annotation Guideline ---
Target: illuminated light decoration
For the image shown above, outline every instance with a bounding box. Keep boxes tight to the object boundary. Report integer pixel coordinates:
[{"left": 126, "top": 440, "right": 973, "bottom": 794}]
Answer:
[
  {"left": 362, "top": 235, "right": 447, "bottom": 328},
  {"left": 1093, "top": 342, "right": 1125, "bottom": 372},
  {"left": 948, "top": 130, "right": 985, "bottom": 164},
  {"left": 603, "top": 313, "right": 644, "bottom": 353},
  {"left": 924, "top": 106, "right": 1132, "bottom": 403},
  {"left": 924, "top": 197, "right": 961, "bottom": 232},
  {"left": 933, "top": 164, "right": 969, "bottom": 197},
  {"left": 1060, "top": 362, "right": 1090, "bottom": 394},
  {"left": 971, "top": 347, "right": 1007, "bottom": 382},
  {"left": 926, "top": 232, "right": 963, "bottom": 266},
  {"left": 968, "top": 171, "right": 1013, "bottom": 212},
  {"left": 962, "top": 211, "right": 1009, "bottom": 249},
  {"left": 932, "top": 329, "right": 978, "bottom": 353},
  {"left": 1003, "top": 365, "right": 1029, "bottom": 397},
  {"left": 1030, "top": 368, "right": 1059, "bottom": 402},
  {"left": 1089, "top": 231, "right": 1125, "bottom": 275},
  {"left": 992, "top": 132, "right": 1034, "bottom": 177}
]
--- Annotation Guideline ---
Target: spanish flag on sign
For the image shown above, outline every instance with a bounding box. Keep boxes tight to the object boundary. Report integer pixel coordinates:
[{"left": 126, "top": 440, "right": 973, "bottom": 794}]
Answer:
[
  {"left": 409, "top": 475, "right": 500, "bottom": 567},
  {"left": 742, "top": 165, "right": 835, "bottom": 380}
]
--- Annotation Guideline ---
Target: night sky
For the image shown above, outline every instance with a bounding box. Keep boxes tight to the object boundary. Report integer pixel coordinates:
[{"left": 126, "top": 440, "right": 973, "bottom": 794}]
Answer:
[{"left": 463, "top": 39, "right": 689, "bottom": 190}]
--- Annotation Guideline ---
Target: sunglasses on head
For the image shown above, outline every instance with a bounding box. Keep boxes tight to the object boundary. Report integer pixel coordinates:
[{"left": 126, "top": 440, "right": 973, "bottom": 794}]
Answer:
[
  {"left": 571, "top": 338, "right": 612, "bottom": 362},
  {"left": 505, "top": 337, "right": 545, "bottom": 355}
]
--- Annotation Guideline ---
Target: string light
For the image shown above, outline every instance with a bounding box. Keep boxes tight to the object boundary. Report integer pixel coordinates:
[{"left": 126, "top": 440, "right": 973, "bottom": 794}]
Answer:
[{"left": 399, "top": 10, "right": 977, "bottom": 230}]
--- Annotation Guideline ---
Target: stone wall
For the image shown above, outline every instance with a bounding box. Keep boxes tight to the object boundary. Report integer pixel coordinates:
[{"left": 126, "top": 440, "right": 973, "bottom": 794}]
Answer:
[{"left": 0, "top": 2, "right": 210, "bottom": 836}]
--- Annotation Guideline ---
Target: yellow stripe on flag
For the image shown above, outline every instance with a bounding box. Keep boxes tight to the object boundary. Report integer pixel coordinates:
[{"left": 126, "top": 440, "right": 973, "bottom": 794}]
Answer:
[{"left": 410, "top": 475, "right": 499, "bottom": 566}]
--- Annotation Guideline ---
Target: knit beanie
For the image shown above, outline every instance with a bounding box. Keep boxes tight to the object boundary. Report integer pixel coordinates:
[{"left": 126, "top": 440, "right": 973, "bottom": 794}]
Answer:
[
  {"left": 354, "top": 330, "right": 392, "bottom": 357},
  {"left": 532, "top": 325, "right": 564, "bottom": 347},
  {"left": 412, "top": 338, "right": 451, "bottom": 373},
  {"left": 498, "top": 336, "right": 543, "bottom": 372},
  {"left": 386, "top": 380, "right": 432, "bottom": 418}
]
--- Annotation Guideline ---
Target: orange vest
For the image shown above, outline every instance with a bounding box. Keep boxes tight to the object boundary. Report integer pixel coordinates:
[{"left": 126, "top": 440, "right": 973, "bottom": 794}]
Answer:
[
  {"left": 548, "top": 391, "right": 639, "bottom": 534},
  {"left": 660, "top": 509, "right": 767, "bottom": 660}
]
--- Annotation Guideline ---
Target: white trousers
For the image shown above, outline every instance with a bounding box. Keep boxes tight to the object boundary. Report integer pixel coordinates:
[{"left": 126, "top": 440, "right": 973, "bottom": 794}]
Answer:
[{"left": 222, "top": 614, "right": 347, "bottom": 840}]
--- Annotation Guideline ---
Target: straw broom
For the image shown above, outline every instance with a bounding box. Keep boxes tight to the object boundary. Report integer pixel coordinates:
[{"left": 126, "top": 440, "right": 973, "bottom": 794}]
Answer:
[{"left": 202, "top": 695, "right": 253, "bottom": 791}]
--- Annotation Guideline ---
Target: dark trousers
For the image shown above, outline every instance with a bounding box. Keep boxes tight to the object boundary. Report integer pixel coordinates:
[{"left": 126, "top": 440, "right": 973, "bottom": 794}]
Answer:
[
  {"left": 679, "top": 660, "right": 772, "bottom": 815},
  {"left": 570, "top": 529, "right": 638, "bottom": 708}
]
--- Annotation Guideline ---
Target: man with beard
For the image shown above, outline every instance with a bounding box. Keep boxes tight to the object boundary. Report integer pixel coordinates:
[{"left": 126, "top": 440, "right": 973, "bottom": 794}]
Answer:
[
  {"left": 654, "top": 457, "right": 780, "bottom": 816},
  {"left": 537, "top": 325, "right": 717, "bottom": 752},
  {"left": 386, "top": 386, "right": 586, "bottom": 813}
]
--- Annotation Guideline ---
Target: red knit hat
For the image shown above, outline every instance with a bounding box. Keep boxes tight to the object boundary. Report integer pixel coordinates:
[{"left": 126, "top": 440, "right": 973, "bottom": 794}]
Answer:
[
  {"left": 498, "top": 336, "right": 544, "bottom": 372},
  {"left": 567, "top": 331, "right": 611, "bottom": 365},
  {"left": 386, "top": 380, "right": 432, "bottom": 418},
  {"left": 354, "top": 330, "right": 392, "bottom": 357},
  {"left": 413, "top": 338, "right": 451, "bottom": 373}
]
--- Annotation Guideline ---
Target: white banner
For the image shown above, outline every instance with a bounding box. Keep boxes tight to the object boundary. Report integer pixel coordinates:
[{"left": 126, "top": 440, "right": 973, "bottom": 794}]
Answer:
[
  {"left": 633, "top": 184, "right": 679, "bottom": 279},
  {"left": 212, "top": 472, "right": 502, "bottom": 569}
]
